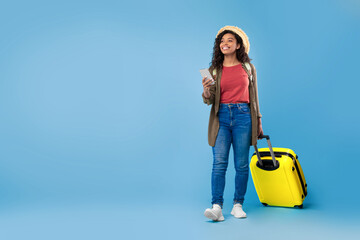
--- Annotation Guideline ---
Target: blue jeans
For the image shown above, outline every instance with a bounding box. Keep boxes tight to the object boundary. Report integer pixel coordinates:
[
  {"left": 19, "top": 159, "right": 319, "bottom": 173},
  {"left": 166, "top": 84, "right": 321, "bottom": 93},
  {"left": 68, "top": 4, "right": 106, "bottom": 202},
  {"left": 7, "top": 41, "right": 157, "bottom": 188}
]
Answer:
[{"left": 211, "top": 103, "right": 252, "bottom": 207}]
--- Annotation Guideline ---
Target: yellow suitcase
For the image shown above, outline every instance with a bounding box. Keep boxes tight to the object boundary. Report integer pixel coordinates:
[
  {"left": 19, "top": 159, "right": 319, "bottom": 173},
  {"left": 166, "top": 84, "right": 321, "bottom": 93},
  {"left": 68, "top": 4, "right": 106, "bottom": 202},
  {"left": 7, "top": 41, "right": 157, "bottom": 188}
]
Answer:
[{"left": 250, "top": 135, "right": 307, "bottom": 208}]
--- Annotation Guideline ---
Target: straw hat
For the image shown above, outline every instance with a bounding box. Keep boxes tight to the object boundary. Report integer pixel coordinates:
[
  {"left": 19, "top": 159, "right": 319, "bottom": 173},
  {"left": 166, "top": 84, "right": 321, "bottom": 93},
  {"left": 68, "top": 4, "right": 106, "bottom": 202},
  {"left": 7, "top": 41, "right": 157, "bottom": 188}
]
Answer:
[{"left": 216, "top": 26, "right": 250, "bottom": 54}]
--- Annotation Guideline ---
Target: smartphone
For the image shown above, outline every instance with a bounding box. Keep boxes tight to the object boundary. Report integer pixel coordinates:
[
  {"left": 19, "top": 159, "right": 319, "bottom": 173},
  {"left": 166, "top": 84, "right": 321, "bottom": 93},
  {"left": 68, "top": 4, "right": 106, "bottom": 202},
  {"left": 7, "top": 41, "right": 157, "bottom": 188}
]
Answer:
[{"left": 200, "top": 68, "right": 216, "bottom": 85}]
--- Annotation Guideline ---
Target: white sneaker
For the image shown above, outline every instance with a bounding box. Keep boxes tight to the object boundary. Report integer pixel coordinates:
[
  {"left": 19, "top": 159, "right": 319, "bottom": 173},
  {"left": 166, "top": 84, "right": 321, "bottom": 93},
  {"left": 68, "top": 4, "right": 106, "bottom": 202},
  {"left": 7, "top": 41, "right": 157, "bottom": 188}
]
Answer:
[
  {"left": 204, "top": 204, "right": 224, "bottom": 221},
  {"left": 231, "top": 203, "right": 247, "bottom": 218}
]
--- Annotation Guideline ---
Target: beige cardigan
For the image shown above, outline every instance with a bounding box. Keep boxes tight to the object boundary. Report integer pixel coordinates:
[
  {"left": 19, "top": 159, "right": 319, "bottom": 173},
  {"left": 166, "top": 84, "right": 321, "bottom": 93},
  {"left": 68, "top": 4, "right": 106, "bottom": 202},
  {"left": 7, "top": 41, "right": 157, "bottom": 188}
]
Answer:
[{"left": 202, "top": 62, "right": 262, "bottom": 147}]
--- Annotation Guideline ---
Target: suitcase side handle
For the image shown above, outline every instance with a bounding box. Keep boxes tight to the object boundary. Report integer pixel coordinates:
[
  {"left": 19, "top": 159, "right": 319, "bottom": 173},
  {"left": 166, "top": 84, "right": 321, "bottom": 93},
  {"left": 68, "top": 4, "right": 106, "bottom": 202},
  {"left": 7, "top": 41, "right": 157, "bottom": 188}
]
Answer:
[{"left": 254, "top": 135, "right": 278, "bottom": 168}]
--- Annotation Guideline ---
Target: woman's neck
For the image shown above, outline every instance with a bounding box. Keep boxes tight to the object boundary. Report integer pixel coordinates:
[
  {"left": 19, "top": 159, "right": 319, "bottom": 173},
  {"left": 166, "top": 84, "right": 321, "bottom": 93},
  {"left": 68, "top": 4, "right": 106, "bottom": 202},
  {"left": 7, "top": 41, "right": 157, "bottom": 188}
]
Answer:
[{"left": 223, "top": 54, "right": 241, "bottom": 67}]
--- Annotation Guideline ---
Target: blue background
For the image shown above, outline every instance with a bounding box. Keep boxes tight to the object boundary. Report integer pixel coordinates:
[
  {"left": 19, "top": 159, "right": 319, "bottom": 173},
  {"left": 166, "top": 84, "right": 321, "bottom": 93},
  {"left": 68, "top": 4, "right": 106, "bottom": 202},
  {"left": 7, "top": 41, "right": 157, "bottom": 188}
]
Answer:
[{"left": 1, "top": 0, "right": 359, "bottom": 239}]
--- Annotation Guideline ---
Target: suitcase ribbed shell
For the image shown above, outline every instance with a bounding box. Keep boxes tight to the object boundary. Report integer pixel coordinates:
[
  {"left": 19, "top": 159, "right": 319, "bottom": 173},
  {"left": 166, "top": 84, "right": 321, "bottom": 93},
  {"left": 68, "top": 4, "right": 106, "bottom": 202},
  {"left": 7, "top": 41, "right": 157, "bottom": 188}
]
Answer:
[{"left": 250, "top": 147, "right": 307, "bottom": 207}]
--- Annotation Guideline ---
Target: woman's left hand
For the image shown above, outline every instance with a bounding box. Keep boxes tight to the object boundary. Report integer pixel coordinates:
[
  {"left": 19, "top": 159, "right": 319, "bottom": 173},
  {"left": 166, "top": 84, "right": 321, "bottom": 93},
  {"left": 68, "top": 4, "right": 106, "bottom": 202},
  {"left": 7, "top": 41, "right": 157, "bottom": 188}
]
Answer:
[{"left": 257, "top": 118, "right": 263, "bottom": 138}]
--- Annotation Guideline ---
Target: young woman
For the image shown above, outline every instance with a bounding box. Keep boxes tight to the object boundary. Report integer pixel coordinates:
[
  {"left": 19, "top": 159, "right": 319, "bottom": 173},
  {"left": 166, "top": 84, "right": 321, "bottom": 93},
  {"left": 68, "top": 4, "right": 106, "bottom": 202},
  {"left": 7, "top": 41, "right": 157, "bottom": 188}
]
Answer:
[{"left": 202, "top": 26, "right": 263, "bottom": 221}]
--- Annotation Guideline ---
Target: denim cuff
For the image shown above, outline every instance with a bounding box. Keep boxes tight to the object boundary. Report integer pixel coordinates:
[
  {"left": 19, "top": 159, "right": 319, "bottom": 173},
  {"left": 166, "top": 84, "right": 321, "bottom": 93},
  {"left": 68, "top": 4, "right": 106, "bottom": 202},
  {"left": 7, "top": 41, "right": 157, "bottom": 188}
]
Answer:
[
  {"left": 211, "top": 202, "right": 223, "bottom": 209},
  {"left": 233, "top": 200, "right": 244, "bottom": 205}
]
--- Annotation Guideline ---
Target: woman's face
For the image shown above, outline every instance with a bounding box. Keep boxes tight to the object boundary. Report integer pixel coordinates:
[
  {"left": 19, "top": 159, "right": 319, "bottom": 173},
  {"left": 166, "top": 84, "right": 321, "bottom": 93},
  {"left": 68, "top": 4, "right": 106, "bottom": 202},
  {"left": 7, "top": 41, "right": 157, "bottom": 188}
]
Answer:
[{"left": 220, "top": 33, "right": 240, "bottom": 55}]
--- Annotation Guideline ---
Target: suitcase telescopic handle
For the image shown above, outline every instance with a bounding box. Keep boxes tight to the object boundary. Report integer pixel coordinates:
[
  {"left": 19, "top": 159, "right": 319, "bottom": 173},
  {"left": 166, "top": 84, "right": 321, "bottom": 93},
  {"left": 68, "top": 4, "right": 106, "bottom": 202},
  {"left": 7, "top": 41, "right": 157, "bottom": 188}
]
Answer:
[
  {"left": 258, "top": 135, "right": 270, "bottom": 140},
  {"left": 254, "top": 135, "right": 278, "bottom": 167}
]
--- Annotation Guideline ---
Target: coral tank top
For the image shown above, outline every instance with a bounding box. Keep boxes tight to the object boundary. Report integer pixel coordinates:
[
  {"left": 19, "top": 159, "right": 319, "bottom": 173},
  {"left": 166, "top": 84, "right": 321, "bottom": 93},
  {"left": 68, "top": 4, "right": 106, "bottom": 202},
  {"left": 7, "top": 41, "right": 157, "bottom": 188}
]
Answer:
[{"left": 220, "top": 63, "right": 249, "bottom": 103}]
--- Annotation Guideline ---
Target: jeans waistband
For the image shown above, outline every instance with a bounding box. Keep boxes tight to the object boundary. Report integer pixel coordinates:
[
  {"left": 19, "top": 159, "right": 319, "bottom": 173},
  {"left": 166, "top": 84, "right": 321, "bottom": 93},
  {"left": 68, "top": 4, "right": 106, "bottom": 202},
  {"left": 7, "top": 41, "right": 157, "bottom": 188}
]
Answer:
[{"left": 220, "top": 103, "right": 249, "bottom": 108}]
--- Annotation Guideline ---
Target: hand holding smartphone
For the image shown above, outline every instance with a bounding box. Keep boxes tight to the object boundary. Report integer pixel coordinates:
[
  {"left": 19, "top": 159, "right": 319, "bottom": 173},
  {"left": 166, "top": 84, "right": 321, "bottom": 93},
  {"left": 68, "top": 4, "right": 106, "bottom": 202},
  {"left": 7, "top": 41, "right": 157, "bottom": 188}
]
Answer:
[{"left": 200, "top": 68, "right": 216, "bottom": 86}]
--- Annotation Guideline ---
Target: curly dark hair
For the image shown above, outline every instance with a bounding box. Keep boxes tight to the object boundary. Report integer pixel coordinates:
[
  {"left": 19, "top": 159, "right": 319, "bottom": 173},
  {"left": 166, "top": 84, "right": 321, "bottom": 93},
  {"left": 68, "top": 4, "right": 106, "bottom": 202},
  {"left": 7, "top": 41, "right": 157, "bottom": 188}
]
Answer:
[{"left": 210, "top": 30, "right": 252, "bottom": 72}]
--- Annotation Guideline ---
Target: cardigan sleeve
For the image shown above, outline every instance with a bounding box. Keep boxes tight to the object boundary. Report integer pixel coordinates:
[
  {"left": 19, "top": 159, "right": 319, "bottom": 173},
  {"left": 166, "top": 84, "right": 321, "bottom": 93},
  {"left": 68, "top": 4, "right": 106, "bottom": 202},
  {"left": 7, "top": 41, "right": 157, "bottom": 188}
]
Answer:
[
  {"left": 251, "top": 63, "right": 262, "bottom": 118},
  {"left": 202, "top": 84, "right": 216, "bottom": 105}
]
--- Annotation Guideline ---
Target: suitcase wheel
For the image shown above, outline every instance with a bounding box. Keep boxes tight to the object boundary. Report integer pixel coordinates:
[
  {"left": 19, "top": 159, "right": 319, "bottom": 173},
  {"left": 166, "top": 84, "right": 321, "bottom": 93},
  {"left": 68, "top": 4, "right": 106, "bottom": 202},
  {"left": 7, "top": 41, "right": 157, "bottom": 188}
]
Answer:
[
  {"left": 262, "top": 203, "right": 268, "bottom": 206},
  {"left": 294, "top": 204, "right": 303, "bottom": 209}
]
